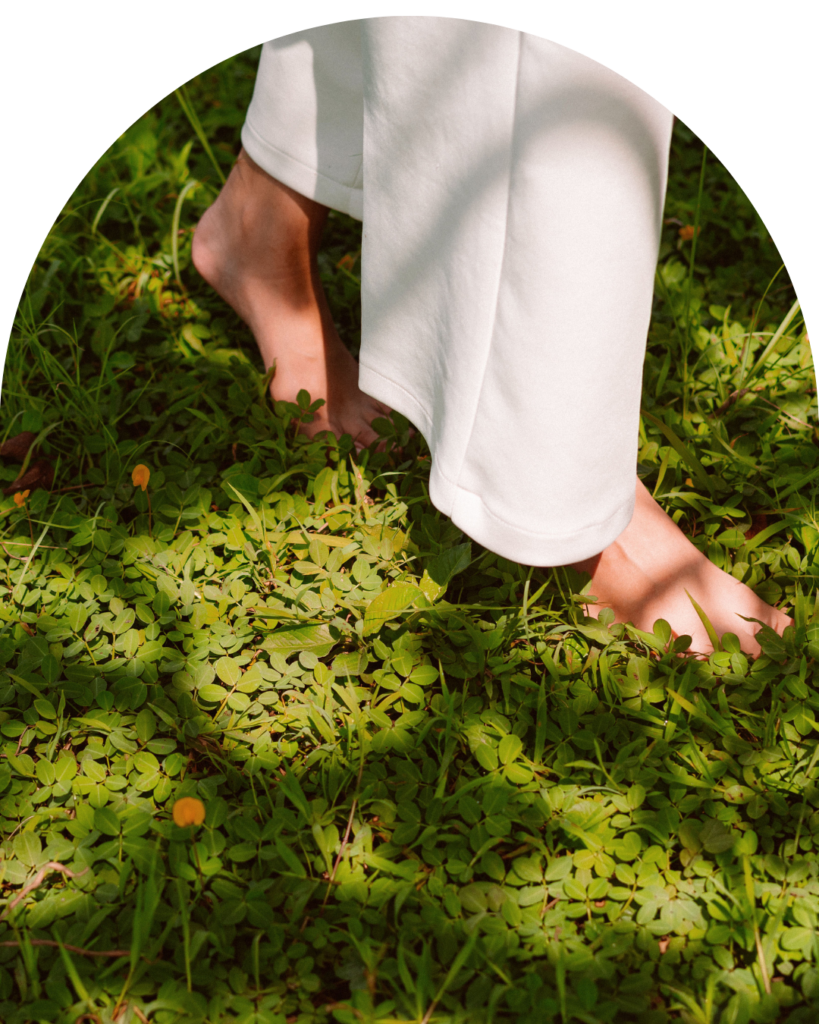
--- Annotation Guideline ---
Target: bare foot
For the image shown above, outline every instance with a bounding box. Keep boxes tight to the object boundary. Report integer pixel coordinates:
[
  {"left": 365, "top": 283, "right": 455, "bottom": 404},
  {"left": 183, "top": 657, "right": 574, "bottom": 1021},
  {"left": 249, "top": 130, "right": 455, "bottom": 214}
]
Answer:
[
  {"left": 570, "top": 478, "right": 792, "bottom": 657},
  {"left": 192, "top": 149, "right": 390, "bottom": 448}
]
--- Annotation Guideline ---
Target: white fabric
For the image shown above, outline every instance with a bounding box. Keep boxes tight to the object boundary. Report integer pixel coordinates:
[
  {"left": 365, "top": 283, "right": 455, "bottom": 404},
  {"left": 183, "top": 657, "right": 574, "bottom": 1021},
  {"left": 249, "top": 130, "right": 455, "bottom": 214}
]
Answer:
[
  {"left": 243, "top": 18, "right": 674, "bottom": 566},
  {"left": 243, "top": 22, "right": 364, "bottom": 220}
]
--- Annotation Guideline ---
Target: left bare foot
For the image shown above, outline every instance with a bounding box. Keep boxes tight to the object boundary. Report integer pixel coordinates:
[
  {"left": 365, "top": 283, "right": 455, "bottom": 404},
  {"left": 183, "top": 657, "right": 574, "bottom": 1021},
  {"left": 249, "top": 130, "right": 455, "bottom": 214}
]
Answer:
[{"left": 192, "top": 149, "right": 391, "bottom": 449}]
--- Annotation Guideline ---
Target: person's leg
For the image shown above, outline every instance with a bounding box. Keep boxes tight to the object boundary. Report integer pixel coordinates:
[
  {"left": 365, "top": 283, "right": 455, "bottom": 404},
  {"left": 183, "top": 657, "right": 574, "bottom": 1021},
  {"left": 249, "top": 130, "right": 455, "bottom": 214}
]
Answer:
[
  {"left": 358, "top": 18, "right": 789, "bottom": 655},
  {"left": 192, "top": 24, "right": 389, "bottom": 448},
  {"left": 193, "top": 150, "right": 388, "bottom": 447}
]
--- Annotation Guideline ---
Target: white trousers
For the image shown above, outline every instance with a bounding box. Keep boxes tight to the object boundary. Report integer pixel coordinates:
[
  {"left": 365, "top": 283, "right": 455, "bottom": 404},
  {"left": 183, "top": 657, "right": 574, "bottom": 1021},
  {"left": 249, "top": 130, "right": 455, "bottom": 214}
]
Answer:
[{"left": 242, "top": 18, "right": 674, "bottom": 566}]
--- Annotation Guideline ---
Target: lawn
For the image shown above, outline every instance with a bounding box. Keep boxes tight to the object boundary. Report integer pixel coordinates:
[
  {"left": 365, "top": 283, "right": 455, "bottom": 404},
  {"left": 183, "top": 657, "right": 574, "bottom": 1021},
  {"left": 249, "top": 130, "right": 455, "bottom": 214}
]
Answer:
[{"left": 0, "top": 43, "right": 816, "bottom": 1024}]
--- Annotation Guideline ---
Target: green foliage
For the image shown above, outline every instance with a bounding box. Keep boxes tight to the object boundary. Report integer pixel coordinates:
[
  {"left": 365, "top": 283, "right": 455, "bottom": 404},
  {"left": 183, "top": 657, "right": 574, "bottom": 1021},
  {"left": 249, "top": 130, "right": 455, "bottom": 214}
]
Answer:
[{"left": 0, "top": 46, "right": 816, "bottom": 1024}]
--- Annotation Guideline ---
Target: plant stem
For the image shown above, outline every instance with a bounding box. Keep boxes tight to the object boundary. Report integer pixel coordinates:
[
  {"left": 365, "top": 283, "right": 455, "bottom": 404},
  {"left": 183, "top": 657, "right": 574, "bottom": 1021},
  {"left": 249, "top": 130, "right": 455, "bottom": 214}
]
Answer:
[{"left": 682, "top": 144, "right": 708, "bottom": 419}]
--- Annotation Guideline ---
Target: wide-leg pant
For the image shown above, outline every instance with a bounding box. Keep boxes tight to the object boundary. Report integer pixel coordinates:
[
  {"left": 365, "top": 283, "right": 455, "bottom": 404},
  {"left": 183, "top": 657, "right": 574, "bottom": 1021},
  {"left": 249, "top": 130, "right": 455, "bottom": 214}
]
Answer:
[{"left": 241, "top": 18, "right": 674, "bottom": 566}]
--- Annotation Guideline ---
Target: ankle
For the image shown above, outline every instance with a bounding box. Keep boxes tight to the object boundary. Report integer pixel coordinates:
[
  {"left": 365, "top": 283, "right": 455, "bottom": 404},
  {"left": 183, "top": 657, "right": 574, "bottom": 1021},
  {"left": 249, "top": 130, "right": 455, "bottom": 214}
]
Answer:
[
  {"left": 569, "top": 553, "right": 601, "bottom": 580},
  {"left": 191, "top": 205, "right": 223, "bottom": 286},
  {"left": 229, "top": 151, "right": 328, "bottom": 256},
  {"left": 192, "top": 160, "right": 327, "bottom": 302}
]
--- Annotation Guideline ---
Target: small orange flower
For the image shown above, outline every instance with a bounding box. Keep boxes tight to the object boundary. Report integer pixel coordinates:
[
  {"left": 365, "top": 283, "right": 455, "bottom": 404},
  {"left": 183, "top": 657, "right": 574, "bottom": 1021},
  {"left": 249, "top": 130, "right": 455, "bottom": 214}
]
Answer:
[
  {"left": 678, "top": 224, "right": 699, "bottom": 241},
  {"left": 172, "top": 796, "right": 206, "bottom": 827},
  {"left": 13, "top": 490, "right": 30, "bottom": 507},
  {"left": 132, "top": 464, "right": 151, "bottom": 491}
]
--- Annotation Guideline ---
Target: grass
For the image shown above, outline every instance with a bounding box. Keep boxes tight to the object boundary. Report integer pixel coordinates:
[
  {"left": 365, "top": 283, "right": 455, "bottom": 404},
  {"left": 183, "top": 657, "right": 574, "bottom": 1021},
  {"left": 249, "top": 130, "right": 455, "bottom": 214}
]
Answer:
[{"left": 0, "top": 42, "right": 817, "bottom": 1024}]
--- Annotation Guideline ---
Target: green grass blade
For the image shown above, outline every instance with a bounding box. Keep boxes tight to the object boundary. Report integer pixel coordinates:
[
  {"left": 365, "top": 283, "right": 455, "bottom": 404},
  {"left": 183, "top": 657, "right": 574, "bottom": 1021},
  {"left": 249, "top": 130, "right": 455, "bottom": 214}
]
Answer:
[
  {"left": 11, "top": 520, "right": 53, "bottom": 604},
  {"left": 176, "top": 878, "right": 193, "bottom": 992},
  {"left": 683, "top": 145, "right": 708, "bottom": 343},
  {"left": 421, "top": 932, "right": 478, "bottom": 1024},
  {"left": 736, "top": 263, "right": 787, "bottom": 387},
  {"left": 642, "top": 409, "right": 715, "bottom": 497},
  {"left": 56, "top": 937, "right": 94, "bottom": 1009},
  {"left": 770, "top": 466, "right": 819, "bottom": 503},
  {"left": 742, "top": 518, "right": 791, "bottom": 552},
  {"left": 90, "top": 187, "right": 120, "bottom": 234},
  {"left": 279, "top": 764, "right": 312, "bottom": 821},
  {"left": 743, "top": 298, "right": 802, "bottom": 387},
  {"left": 225, "top": 480, "right": 265, "bottom": 537},
  {"left": 684, "top": 589, "right": 721, "bottom": 653},
  {"left": 654, "top": 265, "right": 686, "bottom": 347},
  {"left": 175, "top": 84, "right": 226, "bottom": 185},
  {"left": 171, "top": 178, "right": 199, "bottom": 287}
]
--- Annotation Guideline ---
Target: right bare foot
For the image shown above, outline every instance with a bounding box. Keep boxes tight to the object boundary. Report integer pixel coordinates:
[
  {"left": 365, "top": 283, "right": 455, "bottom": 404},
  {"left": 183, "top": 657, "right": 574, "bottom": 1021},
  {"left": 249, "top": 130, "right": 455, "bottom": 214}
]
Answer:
[
  {"left": 570, "top": 478, "right": 792, "bottom": 657},
  {"left": 192, "top": 149, "right": 390, "bottom": 448}
]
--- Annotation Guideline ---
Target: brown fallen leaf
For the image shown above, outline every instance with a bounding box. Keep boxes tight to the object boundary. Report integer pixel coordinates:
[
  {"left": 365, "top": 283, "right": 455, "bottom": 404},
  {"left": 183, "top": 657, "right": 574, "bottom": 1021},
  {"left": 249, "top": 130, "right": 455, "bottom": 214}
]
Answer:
[
  {"left": 745, "top": 513, "right": 768, "bottom": 540},
  {"left": 4, "top": 459, "right": 54, "bottom": 496},
  {"left": 0, "top": 431, "right": 37, "bottom": 461}
]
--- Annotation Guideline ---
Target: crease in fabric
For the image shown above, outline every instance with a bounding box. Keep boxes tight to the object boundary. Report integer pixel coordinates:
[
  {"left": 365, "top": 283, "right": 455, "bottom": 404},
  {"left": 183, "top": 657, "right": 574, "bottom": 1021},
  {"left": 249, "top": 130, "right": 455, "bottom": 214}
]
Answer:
[{"left": 446, "top": 30, "right": 524, "bottom": 500}]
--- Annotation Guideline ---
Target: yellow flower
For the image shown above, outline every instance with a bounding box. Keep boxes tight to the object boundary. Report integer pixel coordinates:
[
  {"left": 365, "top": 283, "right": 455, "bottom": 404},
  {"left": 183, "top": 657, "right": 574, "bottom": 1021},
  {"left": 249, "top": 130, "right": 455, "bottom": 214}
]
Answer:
[
  {"left": 132, "top": 464, "right": 151, "bottom": 491},
  {"left": 172, "top": 796, "right": 206, "bottom": 828},
  {"left": 13, "top": 490, "right": 30, "bottom": 507}
]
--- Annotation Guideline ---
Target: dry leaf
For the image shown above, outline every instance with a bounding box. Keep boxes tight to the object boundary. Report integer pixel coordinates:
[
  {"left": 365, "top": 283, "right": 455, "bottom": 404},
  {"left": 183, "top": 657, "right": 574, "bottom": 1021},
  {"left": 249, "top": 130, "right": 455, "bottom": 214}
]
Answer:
[
  {"left": 4, "top": 460, "right": 54, "bottom": 496},
  {"left": 0, "top": 431, "right": 37, "bottom": 461},
  {"left": 745, "top": 513, "right": 768, "bottom": 540}
]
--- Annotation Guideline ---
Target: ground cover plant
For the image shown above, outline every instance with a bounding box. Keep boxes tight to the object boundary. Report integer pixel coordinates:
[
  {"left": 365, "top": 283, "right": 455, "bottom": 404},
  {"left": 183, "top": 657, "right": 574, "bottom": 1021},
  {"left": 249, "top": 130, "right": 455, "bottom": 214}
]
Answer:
[{"left": 0, "top": 41, "right": 817, "bottom": 1024}]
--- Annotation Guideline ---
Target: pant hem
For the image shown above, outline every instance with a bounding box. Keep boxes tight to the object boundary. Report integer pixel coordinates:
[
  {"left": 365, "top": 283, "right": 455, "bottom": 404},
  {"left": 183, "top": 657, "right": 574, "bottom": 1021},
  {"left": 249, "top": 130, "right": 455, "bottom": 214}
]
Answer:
[
  {"left": 359, "top": 362, "right": 635, "bottom": 565},
  {"left": 241, "top": 122, "right": 364, "bottom": 221}
]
